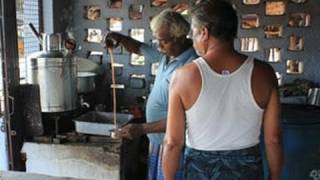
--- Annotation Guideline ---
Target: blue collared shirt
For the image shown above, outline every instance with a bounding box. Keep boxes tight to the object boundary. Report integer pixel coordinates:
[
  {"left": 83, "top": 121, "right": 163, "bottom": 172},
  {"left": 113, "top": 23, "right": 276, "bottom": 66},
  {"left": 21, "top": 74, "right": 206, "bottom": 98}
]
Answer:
[{"left": 140, "top": 44, "right": 198, "bottom": 144}]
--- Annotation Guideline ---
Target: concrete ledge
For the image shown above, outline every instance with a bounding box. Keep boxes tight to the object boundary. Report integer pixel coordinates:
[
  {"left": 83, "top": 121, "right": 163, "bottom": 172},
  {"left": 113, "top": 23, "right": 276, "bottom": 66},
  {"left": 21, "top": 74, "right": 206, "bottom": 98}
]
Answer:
[
  {"left": 21, "top": 142, "right": 121, "bottom": 180},
  {"left": 0, "top": 171, "right": 89, "bottom": 180}
]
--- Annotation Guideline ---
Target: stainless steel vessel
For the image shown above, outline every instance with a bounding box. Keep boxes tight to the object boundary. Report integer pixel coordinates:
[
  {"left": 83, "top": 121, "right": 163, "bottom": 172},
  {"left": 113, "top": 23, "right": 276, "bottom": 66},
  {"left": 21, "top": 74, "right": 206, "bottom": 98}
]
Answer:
[
  {"left": 77, "top": 72, "right": 96, "bottom": 94},
  {"left": 27, "top": 33, "right": 78, "bottom": 112},
  {"left": 73, "top": 111, "right": 133, "bottom": 136}
]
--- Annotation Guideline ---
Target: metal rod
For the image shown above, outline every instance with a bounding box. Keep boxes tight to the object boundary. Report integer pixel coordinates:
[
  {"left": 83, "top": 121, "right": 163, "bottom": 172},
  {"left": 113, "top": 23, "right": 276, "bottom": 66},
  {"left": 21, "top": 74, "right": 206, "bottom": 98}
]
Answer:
[{"left": 27, "top": 23, "right": 42, "bottom": 45}]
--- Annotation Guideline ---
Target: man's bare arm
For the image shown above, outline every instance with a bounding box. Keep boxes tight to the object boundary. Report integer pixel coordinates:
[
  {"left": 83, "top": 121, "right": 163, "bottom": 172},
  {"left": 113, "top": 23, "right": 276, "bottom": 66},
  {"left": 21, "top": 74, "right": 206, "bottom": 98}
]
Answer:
[
  {"left": 263, "top": 87, "right": 284, "bottom": 180},
  {"left": 118, "top": 119, "right": 166, "bottom": 140},
  {"left": 162, "top": 71, "right": 186, "bottom": 180},
  {"left": 107, "top": 32, "right": 142, "bottom": 54}
]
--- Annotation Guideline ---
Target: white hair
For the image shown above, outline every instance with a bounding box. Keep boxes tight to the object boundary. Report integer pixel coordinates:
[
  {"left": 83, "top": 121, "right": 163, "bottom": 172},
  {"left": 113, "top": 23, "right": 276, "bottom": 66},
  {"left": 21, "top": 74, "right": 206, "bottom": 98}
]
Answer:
[{"left": 150, "top": 9, "right": 190, "bottom": 38}]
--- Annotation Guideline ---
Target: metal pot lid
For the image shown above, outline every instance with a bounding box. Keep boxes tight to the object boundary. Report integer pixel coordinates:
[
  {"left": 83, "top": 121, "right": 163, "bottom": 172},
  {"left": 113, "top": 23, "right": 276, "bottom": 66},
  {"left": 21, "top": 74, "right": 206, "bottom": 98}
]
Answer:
[{"left": 77, "top": 72, "right": 97, "bottom": 77}]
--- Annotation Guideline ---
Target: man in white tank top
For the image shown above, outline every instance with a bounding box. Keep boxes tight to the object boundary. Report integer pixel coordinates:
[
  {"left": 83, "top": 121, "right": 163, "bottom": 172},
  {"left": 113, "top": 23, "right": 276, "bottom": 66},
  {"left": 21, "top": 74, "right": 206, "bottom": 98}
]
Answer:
[{"left": 162, "top": 0, "right": 283, "bottom": 180}]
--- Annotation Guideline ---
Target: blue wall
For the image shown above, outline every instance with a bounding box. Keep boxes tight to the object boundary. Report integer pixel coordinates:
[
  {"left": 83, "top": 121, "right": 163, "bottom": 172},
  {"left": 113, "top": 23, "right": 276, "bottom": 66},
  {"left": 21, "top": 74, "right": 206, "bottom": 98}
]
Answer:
[
  {"left": 50, "top": 0, "right": 320, "bottom": 107},
  {"left": 233, "top": 0, "right": 320, "bottom": 85}
]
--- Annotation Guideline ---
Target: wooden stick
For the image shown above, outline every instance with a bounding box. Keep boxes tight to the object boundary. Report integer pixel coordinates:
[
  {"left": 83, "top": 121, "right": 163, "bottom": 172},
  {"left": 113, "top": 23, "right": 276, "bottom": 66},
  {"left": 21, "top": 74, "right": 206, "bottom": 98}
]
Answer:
[{"left": 108, "top": 48, "right": 117, "bottom": 129}]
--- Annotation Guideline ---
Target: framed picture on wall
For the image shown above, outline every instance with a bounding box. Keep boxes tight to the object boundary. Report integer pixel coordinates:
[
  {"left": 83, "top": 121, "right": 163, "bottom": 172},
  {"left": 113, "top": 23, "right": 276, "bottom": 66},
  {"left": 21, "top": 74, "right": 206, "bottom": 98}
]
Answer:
[
  {"left": 84, "top": 6, "right": 101, "bottom": 20},
  {"left": 288, "top": 13, "right": 311, "bottom": 27},
  {"left": 264, "top": 25, "right": 283, "bottom": 38},
  {"left": 240, "top": 37, "right": 259, "bottom": 52},
  {"left": 85, "top": 28, "right": 103, "bottom": 43},
  {"left": 129, "top": 29, "right": 145, "bottom": 65},
  {"left": 265, "top": 1, "right": 286, "bottom": 16},
  {"left": 130, "top": 28, "right": 145, "bottom": 42},
  {"left": 265, "top": 48, "right": 281, "bottom": 63},
  {"left": 108, "top": 17, "right": 123, "bottom": 32},
  {"left": 288, "top": 35, "right": 304, "bottom": 51},
  {"left": 129, "top": 4, "right": 144, "bottom": 20},
  {"left": 241, "top": 14, "right": 260, "bottom": 29},
  {"left": 286, "top": 60, "right": 304, "bottom": 74},
  {"left": 131, "top": 54, "right": 145, "bottom": 66}
]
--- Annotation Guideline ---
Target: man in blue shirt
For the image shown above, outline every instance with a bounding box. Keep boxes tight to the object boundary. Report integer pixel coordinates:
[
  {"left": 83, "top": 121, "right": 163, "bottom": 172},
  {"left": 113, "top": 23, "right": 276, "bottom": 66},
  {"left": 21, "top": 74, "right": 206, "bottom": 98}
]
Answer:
[{"left": 106, "top": 9, "right": 198, "bottom": 180}]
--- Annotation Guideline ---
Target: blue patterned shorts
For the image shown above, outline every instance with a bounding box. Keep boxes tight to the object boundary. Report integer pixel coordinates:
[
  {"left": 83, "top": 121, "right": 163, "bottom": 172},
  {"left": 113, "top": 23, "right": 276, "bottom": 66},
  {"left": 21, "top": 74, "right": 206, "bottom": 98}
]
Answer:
[{"left": 184, "top": 145, "right": 263, "bottom": 180}]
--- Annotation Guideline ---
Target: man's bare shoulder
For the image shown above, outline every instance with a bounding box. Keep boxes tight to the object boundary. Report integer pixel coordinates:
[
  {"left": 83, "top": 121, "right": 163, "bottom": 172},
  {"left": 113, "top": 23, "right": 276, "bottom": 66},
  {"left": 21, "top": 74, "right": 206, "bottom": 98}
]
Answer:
[
  {"left": 251, "top": 58, "right": 278, "bottom": 108},
  {"left": 179, "top": 61, "right": 199, "bottom": 72},
  {"left": 253, "top": 59, "right": 278, "bottom": 87},
  {"left": 254, "top": 59, "right": 275, "bottom": 73},
  {"left": 175, "top": 61, "right": 200, "bottom": 81},
  {"left": 171, "top": 61, "right": 200, "bottom": 92},
  {"left": 171, "top": 60, "right": 202, "bottom": 107}
]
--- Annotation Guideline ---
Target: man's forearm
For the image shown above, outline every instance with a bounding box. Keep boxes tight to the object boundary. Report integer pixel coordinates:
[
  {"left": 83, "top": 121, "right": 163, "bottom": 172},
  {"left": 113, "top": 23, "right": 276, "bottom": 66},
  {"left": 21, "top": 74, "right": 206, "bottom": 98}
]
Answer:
[
  {"left": 266, "top": 141, "right": 283, "bottom": 180},
  {"left": 163, "top": 141, "right": 183, "bottom": 180},
  {"left": 118, "top": 119, "right": 166, "bottom": 139},
  {"left": 142, "top": 119, "right": 166, "bottom": 134}
]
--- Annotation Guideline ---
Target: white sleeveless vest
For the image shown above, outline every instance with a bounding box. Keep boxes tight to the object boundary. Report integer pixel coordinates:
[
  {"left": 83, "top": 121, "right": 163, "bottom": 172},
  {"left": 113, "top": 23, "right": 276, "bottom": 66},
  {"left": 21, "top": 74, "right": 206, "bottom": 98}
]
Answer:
[{"left": 185, "top": 57, "right": 264, "bottom": 151}]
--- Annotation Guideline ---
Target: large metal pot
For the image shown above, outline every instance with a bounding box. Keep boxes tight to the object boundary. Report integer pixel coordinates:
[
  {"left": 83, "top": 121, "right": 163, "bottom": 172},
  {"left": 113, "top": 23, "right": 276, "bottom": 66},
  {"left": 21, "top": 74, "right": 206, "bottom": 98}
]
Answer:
[
  {"left": 77, "top": 72, "right": 96, "bottom": 94},
  {"left": 27, "top": 33, "right": 78, "bottom": 113}
]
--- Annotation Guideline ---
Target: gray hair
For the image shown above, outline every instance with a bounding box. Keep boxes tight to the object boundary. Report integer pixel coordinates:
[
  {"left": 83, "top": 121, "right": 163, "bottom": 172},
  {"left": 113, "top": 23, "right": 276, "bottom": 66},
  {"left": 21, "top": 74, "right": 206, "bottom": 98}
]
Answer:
[
  {"left": 191, "top": 0, "right": 238, "bottom": 41},
  {"left": 150, "top": 9, "right": 190, "bottom": 38}
]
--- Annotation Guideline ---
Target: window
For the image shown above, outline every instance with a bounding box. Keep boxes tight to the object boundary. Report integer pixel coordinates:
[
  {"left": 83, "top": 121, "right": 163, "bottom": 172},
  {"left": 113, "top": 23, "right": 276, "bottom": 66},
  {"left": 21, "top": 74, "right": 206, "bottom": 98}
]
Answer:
[{"left": 16, "top": 0, "right": 42, "bottom": 83}]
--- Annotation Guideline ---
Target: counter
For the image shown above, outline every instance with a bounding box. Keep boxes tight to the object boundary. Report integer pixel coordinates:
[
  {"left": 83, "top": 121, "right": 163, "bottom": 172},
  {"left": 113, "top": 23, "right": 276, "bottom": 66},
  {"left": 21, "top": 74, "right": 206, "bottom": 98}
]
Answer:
[
  {"left": 0, "top": 170, "right": 88, "bottom": 180},
  {"left": 21, "top": 135, "right": 147, "bottom": 180},
  {"left": 22, "top": 141, "right": 121, "bottom": 180}
]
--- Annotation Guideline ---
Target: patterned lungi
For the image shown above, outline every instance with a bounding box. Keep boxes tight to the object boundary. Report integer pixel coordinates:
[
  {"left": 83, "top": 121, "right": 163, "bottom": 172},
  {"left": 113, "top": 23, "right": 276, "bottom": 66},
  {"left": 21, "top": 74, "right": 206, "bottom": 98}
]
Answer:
[{"left": 184, "top": 145, "right": 263, "bottom": 180}]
